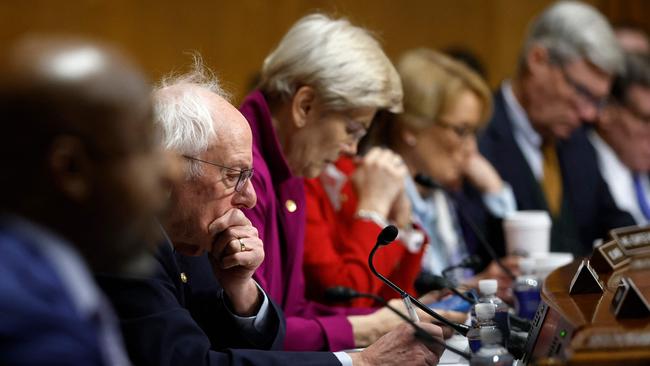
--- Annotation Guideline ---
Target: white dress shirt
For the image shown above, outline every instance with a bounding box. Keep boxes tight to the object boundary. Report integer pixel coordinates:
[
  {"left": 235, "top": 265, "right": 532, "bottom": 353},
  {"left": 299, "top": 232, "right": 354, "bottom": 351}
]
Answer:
[{"left": 502, "top": 81, "right": 544, "bottom": 180}]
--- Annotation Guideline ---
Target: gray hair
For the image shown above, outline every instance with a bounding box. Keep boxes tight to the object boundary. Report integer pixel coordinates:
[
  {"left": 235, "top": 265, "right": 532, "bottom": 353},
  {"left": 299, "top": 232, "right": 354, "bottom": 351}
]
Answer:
[
  {"left": 259, "top": 13, "right": 402, "bottom": 113},
  {"left": 153, "top": 56, "right": 227, "bottom": 178},
  {"left": 519, "top": 1, "right": 624, "bottom": 75},
  {"left": 612, "top": 52, "right": 650, "bottom": 102}
]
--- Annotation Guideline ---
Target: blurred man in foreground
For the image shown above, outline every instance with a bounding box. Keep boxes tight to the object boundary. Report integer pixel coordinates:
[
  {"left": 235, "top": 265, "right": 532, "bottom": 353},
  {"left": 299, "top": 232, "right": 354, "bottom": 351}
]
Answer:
[{"left": 0, "top": 37, "right": 173, "bottom": 365}]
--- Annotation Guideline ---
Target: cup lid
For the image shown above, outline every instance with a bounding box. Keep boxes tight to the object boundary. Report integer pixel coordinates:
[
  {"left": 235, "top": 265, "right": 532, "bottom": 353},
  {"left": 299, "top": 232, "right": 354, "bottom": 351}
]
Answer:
[{"left": 504, "top": 210, "right": 551, "bottom": 225}]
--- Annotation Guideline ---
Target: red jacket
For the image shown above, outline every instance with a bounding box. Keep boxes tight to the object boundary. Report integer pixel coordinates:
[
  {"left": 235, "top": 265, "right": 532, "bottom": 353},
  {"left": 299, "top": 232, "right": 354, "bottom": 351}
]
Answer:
[{"left": 304, "top": 156, "right": 425, "bottom": 307}]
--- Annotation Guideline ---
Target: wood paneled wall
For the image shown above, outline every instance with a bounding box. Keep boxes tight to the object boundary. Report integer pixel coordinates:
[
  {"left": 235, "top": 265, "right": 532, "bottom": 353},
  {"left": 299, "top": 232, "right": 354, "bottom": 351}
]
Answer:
[{"left": 1, "top": 0, "right": 646, "bottom": 103}]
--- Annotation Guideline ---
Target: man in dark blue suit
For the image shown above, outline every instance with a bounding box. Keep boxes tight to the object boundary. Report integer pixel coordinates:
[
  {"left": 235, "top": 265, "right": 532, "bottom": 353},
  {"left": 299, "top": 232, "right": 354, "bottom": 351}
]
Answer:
[
  {"left": 97, "top": 60, "right": 446, "bottom": 366},
  {"left": 0, "top": 37, "right": 176, "bottom": 365},
  {"left": 479, "top": 2, "right": 635, "bottom": 257}
]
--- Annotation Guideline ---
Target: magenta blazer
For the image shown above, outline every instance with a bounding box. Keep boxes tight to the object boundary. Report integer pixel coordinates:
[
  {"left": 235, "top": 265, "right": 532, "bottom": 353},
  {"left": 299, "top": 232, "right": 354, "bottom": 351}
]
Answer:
[{"left": 240, "top": 91, "right": 372, "bottom": 352}]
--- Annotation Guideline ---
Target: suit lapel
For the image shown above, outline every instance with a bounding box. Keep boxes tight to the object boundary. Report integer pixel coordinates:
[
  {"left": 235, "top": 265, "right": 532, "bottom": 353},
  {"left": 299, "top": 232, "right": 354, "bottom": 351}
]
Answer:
[{"left": 486, "top": 91, "right": 547, "bottom": 211}]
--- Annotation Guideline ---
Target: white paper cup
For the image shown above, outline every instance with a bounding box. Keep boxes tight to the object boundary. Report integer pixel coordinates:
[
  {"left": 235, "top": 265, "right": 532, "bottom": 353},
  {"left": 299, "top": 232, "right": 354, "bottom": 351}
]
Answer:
[{"left": 503, "top": 210, "right": 552, "bottom": 256}]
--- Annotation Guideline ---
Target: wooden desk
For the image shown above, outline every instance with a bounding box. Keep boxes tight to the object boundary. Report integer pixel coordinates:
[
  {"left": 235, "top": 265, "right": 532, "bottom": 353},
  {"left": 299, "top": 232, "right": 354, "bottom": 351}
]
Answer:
[{"left": 524, "top": 258, "right": 650, "bottom": 365}]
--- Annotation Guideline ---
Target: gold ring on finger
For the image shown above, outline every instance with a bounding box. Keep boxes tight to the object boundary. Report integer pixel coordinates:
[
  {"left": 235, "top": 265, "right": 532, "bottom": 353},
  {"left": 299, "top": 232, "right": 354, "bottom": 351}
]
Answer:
[{"left": 238, "top": 237, "right": 246, "bottom": 252}]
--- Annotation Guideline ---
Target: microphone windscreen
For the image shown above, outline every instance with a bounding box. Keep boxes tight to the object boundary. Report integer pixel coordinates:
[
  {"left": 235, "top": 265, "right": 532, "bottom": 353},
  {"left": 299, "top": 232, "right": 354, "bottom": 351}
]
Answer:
[
  {"left": 324, "top": 286, "right": 358, "bottom": 302},
  {"left": 462, "top": 255, "right": 484, "bottom": 271},
  {"left": 414, "top": 173, "right": 442, "bottom": 189},
  {"left": 377, "top": 225, "right": 398, "bottom": 246},
  {"left": 415, "top": 272, "right": 450, "bottom": 294}
]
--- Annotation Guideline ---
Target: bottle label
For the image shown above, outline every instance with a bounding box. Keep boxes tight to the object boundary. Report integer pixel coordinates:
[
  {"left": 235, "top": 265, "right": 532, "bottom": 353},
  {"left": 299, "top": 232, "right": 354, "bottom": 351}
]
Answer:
[
  {"left": 514, "top": 289, "right": 541, "bottom": 319},
  {"left": 469, "top": 338, "right": 482, "bottom": 353}
]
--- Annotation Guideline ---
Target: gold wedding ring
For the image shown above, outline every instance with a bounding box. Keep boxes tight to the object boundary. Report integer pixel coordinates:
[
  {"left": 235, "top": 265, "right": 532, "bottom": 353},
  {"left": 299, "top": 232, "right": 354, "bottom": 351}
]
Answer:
[{"left": 238, "top": 237, "right": 246, "bottom": 252}]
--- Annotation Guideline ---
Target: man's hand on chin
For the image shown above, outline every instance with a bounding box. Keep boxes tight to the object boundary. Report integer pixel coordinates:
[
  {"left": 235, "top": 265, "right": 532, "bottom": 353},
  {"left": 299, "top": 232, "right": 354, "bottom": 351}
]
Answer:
[{"left": 208, "top": 208, "right": 265, "bottom": 316}]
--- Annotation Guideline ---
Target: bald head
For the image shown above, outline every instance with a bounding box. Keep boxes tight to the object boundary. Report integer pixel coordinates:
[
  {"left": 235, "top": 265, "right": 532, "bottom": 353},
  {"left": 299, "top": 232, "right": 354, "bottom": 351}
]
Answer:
[
  {"left": 615, "top": 27, "right": 650, "bottom": 54},
  {"left": 0, "top": 36, "right": 173, "bottom": 273},
  {"left": 0, "top": 37, "right": 151, "bottom": 158}
]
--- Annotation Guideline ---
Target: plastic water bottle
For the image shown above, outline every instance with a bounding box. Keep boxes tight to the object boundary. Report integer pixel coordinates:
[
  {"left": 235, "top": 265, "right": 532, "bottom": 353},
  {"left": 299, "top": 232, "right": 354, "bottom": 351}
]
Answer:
[
  {"left": 470, "top": 327, "right": 514, "bottom": 366},
  {"left": 513, "top": 258, "right": 541, "bottom": 319},
  {"left": 476, "top": 279, "right": 510, "bottom": 344},
  {"left": 467, "top": 303, "right": 498, "bottom": 353}
]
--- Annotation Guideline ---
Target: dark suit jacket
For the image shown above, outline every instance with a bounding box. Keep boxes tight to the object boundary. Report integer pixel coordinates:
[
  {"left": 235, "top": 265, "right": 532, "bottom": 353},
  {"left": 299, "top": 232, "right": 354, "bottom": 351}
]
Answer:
[
  {"left": 479, "top": 89, "right": 635, "bottom": 257},
  {"left": 97, "top": 240, "right": 339, "bottom": 366}
]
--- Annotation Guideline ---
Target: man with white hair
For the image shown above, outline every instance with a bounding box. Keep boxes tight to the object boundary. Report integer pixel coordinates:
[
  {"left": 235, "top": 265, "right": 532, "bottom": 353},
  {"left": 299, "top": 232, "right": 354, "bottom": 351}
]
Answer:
[
  {"left": 98, "top": 61, "right": 446, "bottom": 366},
  {"left": 479, "top": 1, "right": 635, "bottom": 256}
]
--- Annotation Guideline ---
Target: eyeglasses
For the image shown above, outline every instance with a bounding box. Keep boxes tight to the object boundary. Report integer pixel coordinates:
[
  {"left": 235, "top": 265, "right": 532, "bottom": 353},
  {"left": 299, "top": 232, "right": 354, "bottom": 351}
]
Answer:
[
  {"left": 182, "top": 155, "right": 253, "bottom": 192},
  {"left": 436, "top": 119, "right": 478, "bottom": 139},
  {"left": 558, "top": 66, "right": 609, "bottom": 112},
  {"left": 342, "top": 116, "right": 369, "bottom": 143}
]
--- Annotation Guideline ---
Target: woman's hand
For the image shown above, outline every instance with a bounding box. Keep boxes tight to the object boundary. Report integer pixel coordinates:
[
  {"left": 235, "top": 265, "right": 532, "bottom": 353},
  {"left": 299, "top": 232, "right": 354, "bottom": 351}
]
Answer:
[
  {"left": 463, "top": 152, "right": 504, "bottom": 194},
  {"left": 353, "top": 147, "right": 409, "bottom": 219}
]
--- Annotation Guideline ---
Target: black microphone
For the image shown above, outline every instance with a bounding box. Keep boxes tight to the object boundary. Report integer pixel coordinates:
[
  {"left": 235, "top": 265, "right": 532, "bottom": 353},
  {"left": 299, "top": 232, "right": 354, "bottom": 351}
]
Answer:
[
  {"left": 324, "top": 286, "right": 471, "bottom": 360},
  {"left": 377, "top": 224, "right": 399, "bottom": 245},
  {"left": 414, "top": 173, "right": 516, "bottom": 280},
  {"left": 441, "top": 255, "right": 483, "bottom": 279},
  {"left": 369, "top": 226, "right": 470, "bottom": 336},
  {"left": 414, "top": 273, "right": 476, "bottom": 305}
]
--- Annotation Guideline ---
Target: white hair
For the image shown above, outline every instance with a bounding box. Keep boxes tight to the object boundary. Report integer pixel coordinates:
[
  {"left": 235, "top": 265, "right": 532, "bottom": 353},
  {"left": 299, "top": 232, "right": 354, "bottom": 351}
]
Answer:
[
  {"left": 153, "top": 56, "right": 227, "bottom": 178},
  {"left": 259, "top": 13, "right": 402, "bottom": 113},
  {"left": 519, "top": 1, "right": 624, "bottom": 74}
]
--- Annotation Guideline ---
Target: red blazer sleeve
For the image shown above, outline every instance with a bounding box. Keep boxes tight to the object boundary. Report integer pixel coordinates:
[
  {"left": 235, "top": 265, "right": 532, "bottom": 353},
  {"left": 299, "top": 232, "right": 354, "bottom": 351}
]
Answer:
[{"left": 303, "top": 158, "right": 425, "bottom": 307}]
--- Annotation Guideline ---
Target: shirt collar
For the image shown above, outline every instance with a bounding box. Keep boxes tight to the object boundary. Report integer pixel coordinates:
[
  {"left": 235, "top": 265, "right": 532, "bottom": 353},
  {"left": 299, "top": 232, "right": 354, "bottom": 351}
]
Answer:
[
  {"left": 318, "top": 163, "right": 348, "bottom": 211},
  {"left": 502, "top": 81, "right": 542, "bottom": 149},
  {"left": 404, "top": 174, "right": 438, "bottom": 224}
]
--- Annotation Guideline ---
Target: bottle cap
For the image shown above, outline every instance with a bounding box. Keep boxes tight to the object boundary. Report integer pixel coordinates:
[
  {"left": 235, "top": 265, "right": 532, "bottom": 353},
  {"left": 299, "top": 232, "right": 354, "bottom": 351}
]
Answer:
[
  {"left": 475, "top": 303, "right": 496, "bottom": 321},
  {"left": 519, "top": 257, "right": 536, "bottom": 275},
  {"left": 479, "top": 279, "right": 498, "bottom": 295}
]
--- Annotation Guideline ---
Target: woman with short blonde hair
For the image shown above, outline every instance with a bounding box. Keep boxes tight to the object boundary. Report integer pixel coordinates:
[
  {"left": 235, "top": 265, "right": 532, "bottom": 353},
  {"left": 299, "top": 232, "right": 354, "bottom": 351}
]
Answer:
[
  {"left": 260, "top": 14, "right": 402, "bottom": 115},
  {"left": 380, "top": 48, "right": 517, "bottom": 289},
  {"left": 397, "top": 48, "right": 492, "bottom": 132}
]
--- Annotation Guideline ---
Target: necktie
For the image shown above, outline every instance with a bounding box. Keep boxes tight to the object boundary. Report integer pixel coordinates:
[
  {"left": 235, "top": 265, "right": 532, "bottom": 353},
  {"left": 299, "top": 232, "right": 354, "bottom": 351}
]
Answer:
[
  {"left": 542, "top": 141, "right": 563, "bottom": 217},
  {"left": 633, "top": 173, "right": 650, "bottom": 221}
]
